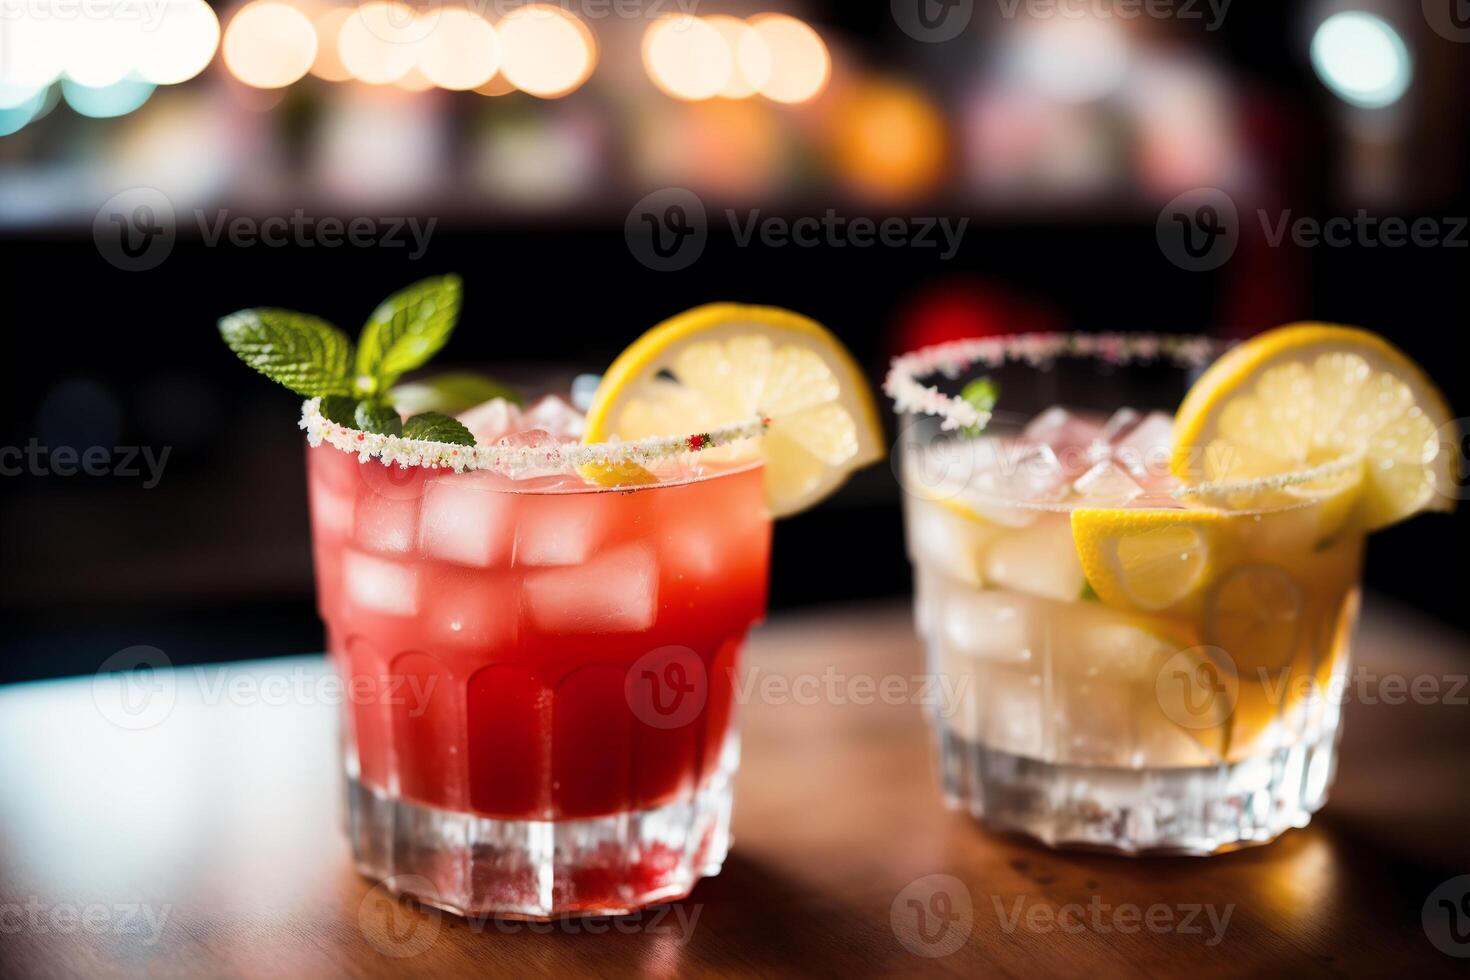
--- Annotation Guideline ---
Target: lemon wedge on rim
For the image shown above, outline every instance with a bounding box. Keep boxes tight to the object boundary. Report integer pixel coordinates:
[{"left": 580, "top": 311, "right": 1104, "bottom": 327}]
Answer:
[
  {"left": 581, "top": 303, "right": 884, "bottom": 515},
  {"left": 1170, "top": 323, "right": 1456, "bottom": 530}
]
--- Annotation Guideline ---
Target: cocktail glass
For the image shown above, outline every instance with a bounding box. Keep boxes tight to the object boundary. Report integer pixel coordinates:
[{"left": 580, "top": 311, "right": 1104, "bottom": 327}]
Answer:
[
  {"left": 891, "top": 334, "right": 1364, "bottom": 855},
  {"left": 306, "top": 413, "right": 770, "bottom": 917}
]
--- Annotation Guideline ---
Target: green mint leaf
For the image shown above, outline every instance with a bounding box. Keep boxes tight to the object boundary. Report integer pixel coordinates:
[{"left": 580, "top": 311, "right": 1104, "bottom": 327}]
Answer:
[
  {"left": 355, "top": 401, "right": 402, "bottom": 436},
  {"left": 355, "top": 275, "right": 463, "bottom": 394},
  {"left": 389, "top": 371, "right": 524, "bottom": 415},
  {"left": 219, "top": 309, "right": 354, "bottom": 397},
  {"left": 960, "top": 376, "right": 1000, "bottom": 438},
  {"left": 319, "top": 395, "right": 357, "bottom": 426},
  {"left": 401, "top": 412, "right": 475, "bottom": 446}
]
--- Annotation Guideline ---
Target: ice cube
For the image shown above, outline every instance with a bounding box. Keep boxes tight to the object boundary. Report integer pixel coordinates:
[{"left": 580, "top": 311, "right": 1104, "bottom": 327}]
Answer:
[
  {"left": 1112, "top": 410, "right": 1174, "bottom": 480},
  {"left": 423, "top": 571, "right": 520, "bottom": 648},
  {"left": 521, "top": 395, "right": 585, "bottom": 439},
  {"left": 354, "top": 492, "right": 420, "bottom": 554},
  {"left": 1055, "top": 675, "right": 1148, "bottom": 767},
  {"left": 903, "top": 496, "right": 998, "bottom": 587},
  {"left": 343, "top": 549, "right": 419, "bottom": 616},
  {"left": 419, "top": 474, "right": 514, "bottom": 568},
  {"left": 1086, "top": 407, "right": 1144, "bottom": 468},
  {"left": 514, "top": 494, "right": 600, "bottom": 567},
  {"left": 458, "top": 398, "right": 522, "bottom": 445},
  {"left": 523, "top": 543, "right": 658, "bottom": 634},
  {"left": 1071, "top": 460, "right": 1144, "bottom": 507},
  {"left": 496, "top": 428, "right": 571, "bottom": 479},
  {"left": 308, "top": 477, "right": 354, "bottom": 541},
  {"left": 972, "top": 442, "right": 1065, "bottom": 502},
  {"left": 978, "top": 663, "right": 1046, "bottom": 758},
  {"left": 310, "top": 444, "right": 361, "bottom": 494},
  {"left": 940, "top": 588, "right": 1034, "bottom": 664},
  {"left": 983, "top": 516, "right": 1086, "bottom": 601},
  {"left": 1022, "top": 407, "right": 1103, "bottom": 455}
]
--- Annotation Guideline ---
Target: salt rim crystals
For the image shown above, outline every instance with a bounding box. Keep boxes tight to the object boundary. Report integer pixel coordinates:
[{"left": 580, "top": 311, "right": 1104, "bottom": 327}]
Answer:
[
  {"left": 885, "top": 332, "right": 1362, "bottom": 501},
  {"left": 884, "top": 332, "right": 1220, "bottom": 433},
  {"left": 300, "top": 398, "right": 769, "bottom": 477}
]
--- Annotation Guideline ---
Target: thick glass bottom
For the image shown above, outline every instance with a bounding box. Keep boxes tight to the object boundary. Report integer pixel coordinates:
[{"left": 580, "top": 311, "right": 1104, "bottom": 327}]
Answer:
[
  {"left": 345, "top": 741, "right": 736, "bottom": 919},
  {"left": 936, "top": 726, "right": 1340, "bottom": 856}
]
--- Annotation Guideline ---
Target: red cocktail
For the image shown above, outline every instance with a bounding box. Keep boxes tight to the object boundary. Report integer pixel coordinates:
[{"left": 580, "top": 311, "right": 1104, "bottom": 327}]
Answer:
[{"left": 308, "top": 436, "right": 770, "bottom": 918}]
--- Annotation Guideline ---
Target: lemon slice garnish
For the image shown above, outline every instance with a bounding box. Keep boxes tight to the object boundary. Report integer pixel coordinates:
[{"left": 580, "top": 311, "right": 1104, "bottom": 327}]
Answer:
[
  {"left": 1171, "top": 323, "right": 1456, "bottom": 530},
  {"left": 582, "top": 303, "right": 883, "bottom": 515}
]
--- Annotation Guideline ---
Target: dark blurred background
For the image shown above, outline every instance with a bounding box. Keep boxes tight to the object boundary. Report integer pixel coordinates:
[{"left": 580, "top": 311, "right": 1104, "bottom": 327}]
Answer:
[{"left": 1, "top": 1, "right": 1466, "bottom": 682}]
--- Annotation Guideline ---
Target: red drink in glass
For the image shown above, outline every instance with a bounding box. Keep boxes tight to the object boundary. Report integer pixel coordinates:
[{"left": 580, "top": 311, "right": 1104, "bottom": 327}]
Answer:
[{"left": 307, "top": 442, "right": 770, "bottom": 918}]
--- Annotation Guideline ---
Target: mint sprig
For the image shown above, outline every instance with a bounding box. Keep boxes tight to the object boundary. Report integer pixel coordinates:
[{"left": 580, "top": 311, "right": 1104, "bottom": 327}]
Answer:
[
  {"left": 960, "top": 376, "right": 1000, "bottom": 438},
  {"left": 354, "top": 275, "right": 462, "bottom": 396},
  {"left": 220, "top": 275, "right": 518, "bottom": 448},
  {"left": 355, "top": 401, "right": 403, "bottom": 436},
  {"left": 401, "top": 412, "right": 474, "bottom": 445},
  {"left": 319, "top": 395, "right": 358, "bottom": 426},
  {"left": 218, "top": 310, "right": 354, "bottom": 397}
]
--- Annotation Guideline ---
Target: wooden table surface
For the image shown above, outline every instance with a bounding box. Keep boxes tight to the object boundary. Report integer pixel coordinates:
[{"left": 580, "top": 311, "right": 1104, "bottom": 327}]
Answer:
[{"left": 1, "top": 598, "right": 1468, "bottom": 979}]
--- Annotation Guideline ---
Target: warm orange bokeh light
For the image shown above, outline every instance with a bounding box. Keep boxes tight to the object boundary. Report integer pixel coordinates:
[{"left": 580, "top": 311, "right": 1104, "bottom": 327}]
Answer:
[
  {"left": 643, "top": 15, "right": 731, "bottom": 102},
  {"left": 418, "top": 9, "right": 500, "bottom": 91},
  {"left": 222, "top": 2, "right": 317, "bottom": 90},
  {"left": 497, "top": 5, "right": 596, "bottom": 99},
  {"left": 830, "top": 80, "right": 948, "bottom": 201},
  {"left": 338, "top": 1, "right": 423, "bottom": 85},
  {"left": 748, "top": 14, "right": 829, "bottom": 104},
  {"left": 705, "top": 15, "right": 771, "bottom": 99}
]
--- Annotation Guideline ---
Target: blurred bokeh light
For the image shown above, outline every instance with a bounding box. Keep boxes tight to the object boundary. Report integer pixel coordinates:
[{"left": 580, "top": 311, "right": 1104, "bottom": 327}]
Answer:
[
  {"left": 222, "top": 2, "right": 318, "bottom": 89},
  {"left": 496, "top": 5, "right": 597, "bottom": 99},
  {"left": 1310, "top": 11, "right": 1412, "bottom": 109}
]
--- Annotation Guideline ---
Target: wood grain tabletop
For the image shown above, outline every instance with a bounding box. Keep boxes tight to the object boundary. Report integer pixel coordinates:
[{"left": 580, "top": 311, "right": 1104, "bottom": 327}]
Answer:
[{"left": 1, "top": 598, "right": 1467, "bottom": 979}]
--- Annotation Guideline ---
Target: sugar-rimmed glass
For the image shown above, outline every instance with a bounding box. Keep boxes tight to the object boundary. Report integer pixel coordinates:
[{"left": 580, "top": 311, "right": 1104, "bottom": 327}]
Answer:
[
  {"left": 304, "top": 399, "right": 771, "bottom": 917},
  {"left": 889, "top": 334, "right": 1362, "bottom": 855}
]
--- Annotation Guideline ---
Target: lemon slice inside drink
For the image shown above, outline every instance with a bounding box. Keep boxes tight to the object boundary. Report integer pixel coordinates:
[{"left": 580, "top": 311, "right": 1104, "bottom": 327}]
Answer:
[
  {"left": 581, "top": 304, "right": 884, "bottom": 515},
  {"left": 1071, "top": 509, "right": 1230, "bottom": 615}
]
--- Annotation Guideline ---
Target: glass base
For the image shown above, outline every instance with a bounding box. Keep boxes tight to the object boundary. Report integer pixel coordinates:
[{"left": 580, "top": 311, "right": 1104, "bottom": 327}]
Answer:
[
  {"left": 346, "top": 756, "right": 734, "bottom": 919},
  {"left": 937, "top": 727, "right": 1340, "bottom": 856}
]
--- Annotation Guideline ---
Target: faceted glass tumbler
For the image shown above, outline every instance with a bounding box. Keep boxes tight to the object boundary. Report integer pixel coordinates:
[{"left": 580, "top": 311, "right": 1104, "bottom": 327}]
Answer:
[
  {"left": 895, "top": 338, "right": 1363, "bottom": 855},
  {"left": 308, "top": 444, "right": 771, "bottom": 916}
]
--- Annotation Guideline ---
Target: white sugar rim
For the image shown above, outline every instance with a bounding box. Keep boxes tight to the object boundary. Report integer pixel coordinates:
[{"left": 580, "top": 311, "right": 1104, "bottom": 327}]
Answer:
[
  {"left": 300, "top": 398, "right": 769, "bottom": 476},
  {"left": 884, "top": 332, "right": 1223, "bottom": 433},
  {"left": 886, "top": 332, "right": 1369, "bottom": 503}
]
